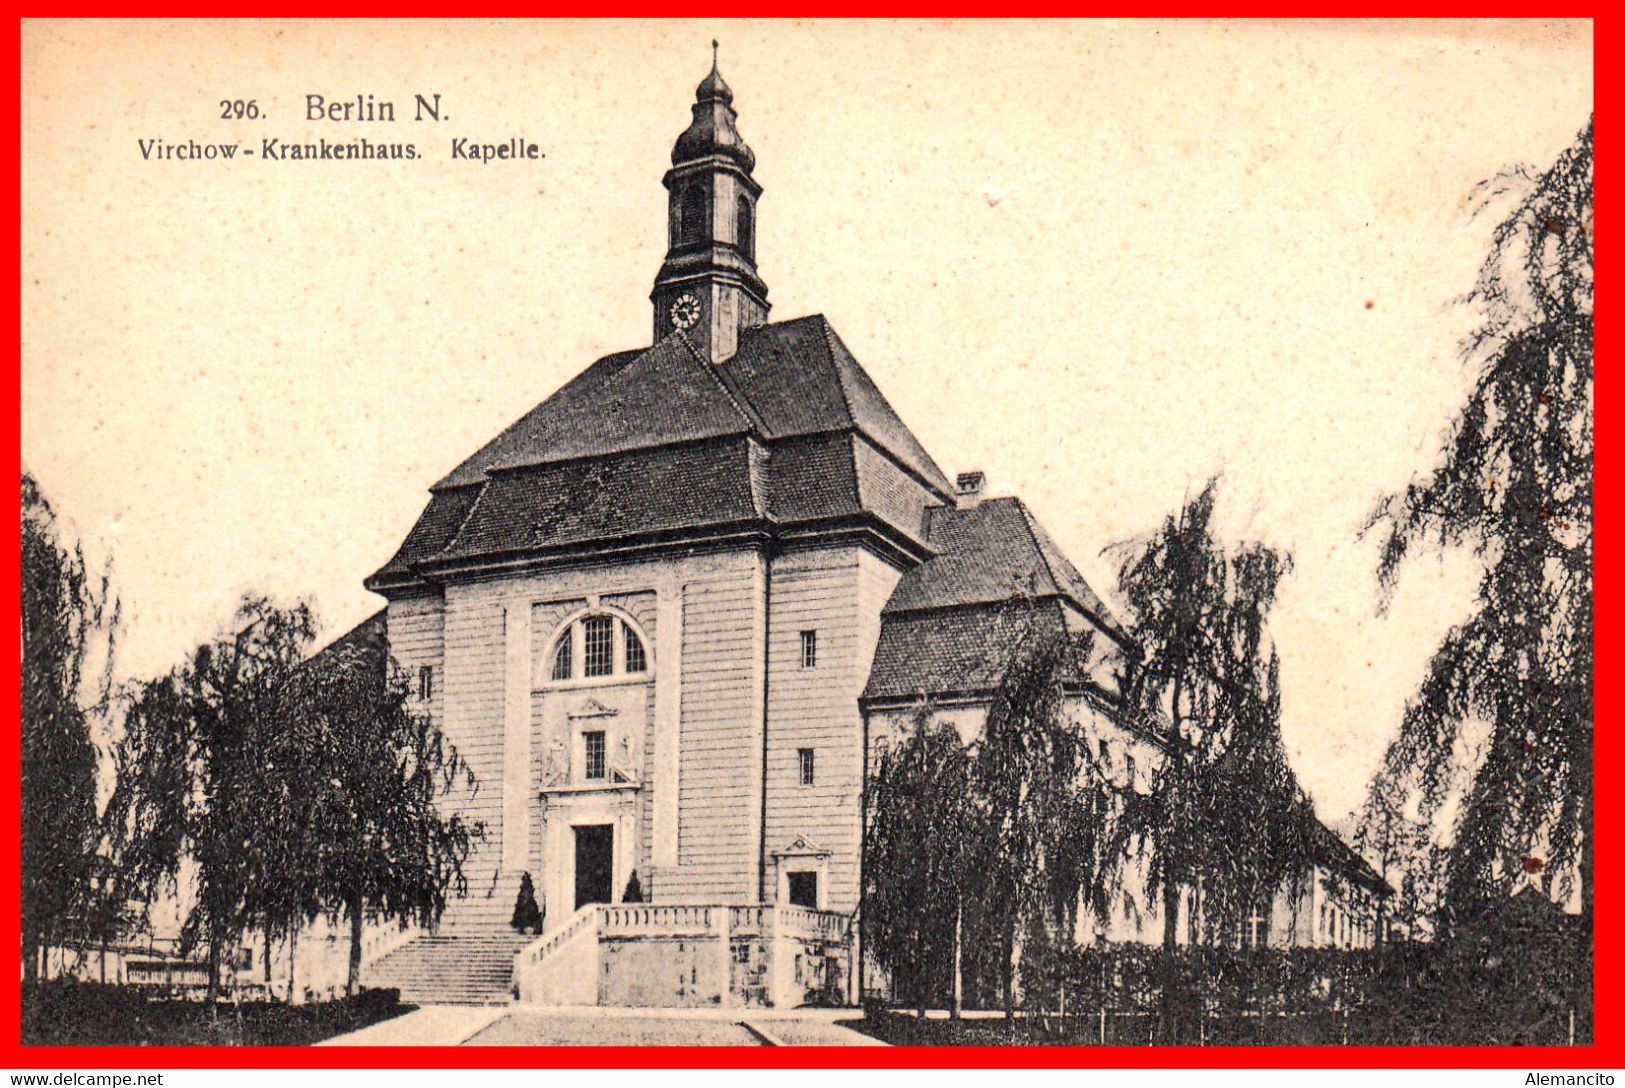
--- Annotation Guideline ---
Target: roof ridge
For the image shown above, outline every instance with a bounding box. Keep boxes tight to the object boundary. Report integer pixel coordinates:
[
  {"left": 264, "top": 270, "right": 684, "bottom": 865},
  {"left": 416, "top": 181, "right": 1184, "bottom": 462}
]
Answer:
[
  {"left": 431, "top": 347, "right": 648, "bottom": 491},
  {"left": 699, "top": 330, "right": 771, "bottom": 435},
  {"left": 1010, "top": 496, "right": 1131, "bottom": 640},
  {"left": 306, "top": 607, "right": 386, "bottom": 661},
  {"left": 819, "top": 322, "right": 954, "bottom": 497},
  {"left": 1009, "top": 497, "right": 1067, "bottom": 599},
  {"left": 815, "top": 316, "right": 860, "bottom": 428},
  {"left": 438, "top": 477, "right": 492, "bottom": 561},
  {"left": 671, "top": 330, "right": 758, "bottom": 431}
]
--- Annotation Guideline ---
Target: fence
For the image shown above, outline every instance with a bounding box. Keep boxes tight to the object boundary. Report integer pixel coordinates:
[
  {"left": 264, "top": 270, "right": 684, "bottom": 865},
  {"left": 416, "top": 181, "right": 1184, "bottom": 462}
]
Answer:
[{"left": 868, "top": 941, "right": 1592, "bottom": 1046}]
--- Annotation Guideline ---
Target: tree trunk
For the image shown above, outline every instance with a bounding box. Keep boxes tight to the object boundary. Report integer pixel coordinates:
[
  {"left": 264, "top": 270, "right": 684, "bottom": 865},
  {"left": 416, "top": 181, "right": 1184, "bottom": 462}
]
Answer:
[
  {"left": 951, "top": 895, "right": 964, "bottom": 1020},
  {"left": 1006, "top": 922, "right": 1023, "bottom": 1025},
  {"left": 206, "top": 933, "right": 222, "bottom": 1012},
  {"left": 347, "top": 893, "right": 364, "bottom": 997},
  {"left": 287, "top": 930, "right": 298, "bottom": 1005},
  {"left": 1160, "top": 668, "right": 1187, "bottom": 1045},
  {"left": 22, "top": 925, "right": 39, "bottom": 986},
  {"left": 1580, "top": 759, "right": 1594, "bottom": 929},
  {"left": 1001, "top": 925, "right": 1014, "bottom": 1025},
  {"left": 1159, "top": 879, "right": 1181, "bottom": 1044}
]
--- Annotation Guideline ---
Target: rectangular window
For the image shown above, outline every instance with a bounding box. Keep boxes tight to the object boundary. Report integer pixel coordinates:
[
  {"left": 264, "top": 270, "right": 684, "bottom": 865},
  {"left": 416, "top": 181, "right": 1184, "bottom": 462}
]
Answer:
[
  {"left": 583, "top": 730, "right": 606, "bottom": 781},
  {"left": 800, "top": 629, "right": 817, "bottom": 669},
  {"left": 798, "top": 747, "right": 815, "bottom": 786},
  {"left": 787, "top": 871, "right": 818, "bottom": 910},
  {"left": 1248, "top": 908, "right": 1268, "bottom": 949},
  {"left": 584, "top": 615, "right": 614, "bottom": 677},
  {"left": 417, "top": 665, "right": 434, "bottom": 701}
]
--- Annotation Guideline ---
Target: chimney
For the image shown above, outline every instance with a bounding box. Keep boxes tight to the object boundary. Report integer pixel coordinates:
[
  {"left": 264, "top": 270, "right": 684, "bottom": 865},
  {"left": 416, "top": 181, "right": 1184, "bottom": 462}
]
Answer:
[{"left": 956, "top": 471, "right": 986, "bottom": 509}]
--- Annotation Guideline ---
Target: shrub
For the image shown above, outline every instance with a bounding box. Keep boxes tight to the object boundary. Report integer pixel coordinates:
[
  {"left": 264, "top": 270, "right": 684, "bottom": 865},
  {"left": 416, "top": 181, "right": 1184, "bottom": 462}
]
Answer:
[{"left": 510, "top": 872, "right": 543, "bottom": 933}]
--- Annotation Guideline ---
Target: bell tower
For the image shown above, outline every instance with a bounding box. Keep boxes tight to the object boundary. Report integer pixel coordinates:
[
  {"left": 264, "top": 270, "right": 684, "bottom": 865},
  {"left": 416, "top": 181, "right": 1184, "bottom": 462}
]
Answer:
[{"left": 651, "top": 44, "right": 770, "bottom": 362}]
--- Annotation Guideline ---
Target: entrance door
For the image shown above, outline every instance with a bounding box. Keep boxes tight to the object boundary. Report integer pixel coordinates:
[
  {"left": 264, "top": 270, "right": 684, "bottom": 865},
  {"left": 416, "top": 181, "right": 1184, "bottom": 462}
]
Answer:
[{"left": 573, "top": 824, "right": 615, "bottom": 910}]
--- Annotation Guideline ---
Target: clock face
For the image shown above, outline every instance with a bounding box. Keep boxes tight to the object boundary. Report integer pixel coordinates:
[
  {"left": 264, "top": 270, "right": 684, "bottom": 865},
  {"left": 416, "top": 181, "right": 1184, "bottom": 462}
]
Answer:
[{"left": 669, "top": 293, "right": 702, "bottom": 331}]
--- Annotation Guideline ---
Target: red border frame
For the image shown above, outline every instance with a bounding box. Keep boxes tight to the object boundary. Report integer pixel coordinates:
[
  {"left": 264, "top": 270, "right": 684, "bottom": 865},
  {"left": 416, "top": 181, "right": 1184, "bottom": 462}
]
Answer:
[{"left": 3, "top": 13, "right": 1604, "bottom": 1070}]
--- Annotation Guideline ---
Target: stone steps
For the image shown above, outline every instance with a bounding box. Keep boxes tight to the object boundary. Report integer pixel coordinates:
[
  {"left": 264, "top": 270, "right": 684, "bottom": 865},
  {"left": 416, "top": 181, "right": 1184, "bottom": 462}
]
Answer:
[{"left": 364, "top": 932, "right": 535, "bottom": 1006}]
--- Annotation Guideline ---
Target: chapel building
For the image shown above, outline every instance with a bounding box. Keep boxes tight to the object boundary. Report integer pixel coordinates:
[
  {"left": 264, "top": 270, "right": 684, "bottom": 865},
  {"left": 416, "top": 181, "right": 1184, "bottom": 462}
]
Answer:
[{"left": 355, "top": 56, "right": 1387, "bottom": 1007}]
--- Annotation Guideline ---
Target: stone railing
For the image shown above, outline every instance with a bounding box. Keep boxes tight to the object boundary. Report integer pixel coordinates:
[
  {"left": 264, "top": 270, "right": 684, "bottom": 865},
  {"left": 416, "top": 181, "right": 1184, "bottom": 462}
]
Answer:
[
  {"left": 513, "top": 904, "right": 601, "bottom": 1005},
  {"left": 775, "top": 905, "right": 850, "bottom": 944},
  {"left": 599, "top": 903, "right": 720, "bottom": 937},
  {"left": 360, "top": 920, "right": 418, "bottom": 968},
  {"left": 513, "top": 901, "right": 855, "bottom": 1007},
  {"left": 728, "top": 905, "right": 773, "bottom": 935}
]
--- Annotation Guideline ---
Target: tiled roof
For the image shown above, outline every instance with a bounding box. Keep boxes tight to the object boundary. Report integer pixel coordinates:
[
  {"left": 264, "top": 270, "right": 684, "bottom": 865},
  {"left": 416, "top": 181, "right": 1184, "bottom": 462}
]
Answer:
[
  {"left": 436, "top": 438, "right": 765, "bottom": 562},
  {"left": 861, "top": 496, "right": 1130, "bottom": 705},
  {"left": 434, "top": 338, "right": 753, "bottom": 491},
  {"left": 373, "top": 485, "right": 483, "bottom": 580},
  {"left": 863, "top": 599, "right": 1076, "bottom": 701},
  {"left": 303, "top": 608, "right": 387, "bottom": 677},
  {"left": 370, "top": 317, "right": 951, "bottom": 587},
  {"left": 431, "top": 317, "right": 950, "bottom": 497},
  {"left": 762, "top": 433, "right": 863, "bottom": 523},
  {"left": 1307, "top": 817, "right": 1392, "bottom": 896},
  {"left": 1014, "top": 502, "right": 1120, "bottom": 634},
  {"left": 716, "top": 317, "right": 953, "bottom": 496},
  {"left": 881, "top": 497, "right": 1126, "bottom": 637}
]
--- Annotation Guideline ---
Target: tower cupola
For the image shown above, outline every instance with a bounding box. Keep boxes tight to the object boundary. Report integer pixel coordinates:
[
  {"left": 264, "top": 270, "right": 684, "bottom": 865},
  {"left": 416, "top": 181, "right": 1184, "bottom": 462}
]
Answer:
[{"left": 651, "top": 43, "right": 770, "bottom": 362}]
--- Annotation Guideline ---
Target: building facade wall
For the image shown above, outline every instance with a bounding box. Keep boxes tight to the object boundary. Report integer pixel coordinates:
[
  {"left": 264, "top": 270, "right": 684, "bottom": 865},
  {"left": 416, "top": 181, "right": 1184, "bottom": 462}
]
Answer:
[
  {"left": 670, "top": 550, "right": 768, "bottom": 903},
  {"left": 761, "top": 544, "right": 903, "bottom": 916},
  {"left": 387, "top": 545, "right": 771, "bottom": 934}
]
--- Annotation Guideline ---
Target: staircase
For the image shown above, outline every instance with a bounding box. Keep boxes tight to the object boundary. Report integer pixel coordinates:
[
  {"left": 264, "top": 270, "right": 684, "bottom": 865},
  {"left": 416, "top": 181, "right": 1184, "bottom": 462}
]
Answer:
[{"left": 363, "top": 930, "right": 532, "bottom": 1006}]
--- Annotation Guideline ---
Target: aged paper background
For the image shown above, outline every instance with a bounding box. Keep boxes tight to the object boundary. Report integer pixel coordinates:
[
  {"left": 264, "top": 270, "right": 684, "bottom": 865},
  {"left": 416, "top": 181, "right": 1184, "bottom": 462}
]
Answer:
[{"left": 20, "top": 19, "right": 1593, "bottom": 823}]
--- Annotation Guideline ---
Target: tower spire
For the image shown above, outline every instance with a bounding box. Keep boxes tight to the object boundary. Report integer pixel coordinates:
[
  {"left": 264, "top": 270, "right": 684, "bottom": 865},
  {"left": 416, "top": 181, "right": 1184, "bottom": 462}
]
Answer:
[{"left": 651, "top": 49, "right": 769, "bottom": 362}]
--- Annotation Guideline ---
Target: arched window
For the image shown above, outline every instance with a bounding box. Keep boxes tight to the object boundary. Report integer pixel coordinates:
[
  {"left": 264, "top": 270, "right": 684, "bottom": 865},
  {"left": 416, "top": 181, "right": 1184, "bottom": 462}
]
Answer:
[
  {"left": 624, "top": 622, "right": 647, "bottom": 674},
  {"left": 551, "top": 634, "right": 572, "bottom": 681},
  {"left": 679, "top": 185, "right": 708, "bottom": 246},
  {"left": 735, "top": 195, "right": 754, "bottom": 260},
  {"left": 544, "top": 611, "right": 652, "bottom": 684}
]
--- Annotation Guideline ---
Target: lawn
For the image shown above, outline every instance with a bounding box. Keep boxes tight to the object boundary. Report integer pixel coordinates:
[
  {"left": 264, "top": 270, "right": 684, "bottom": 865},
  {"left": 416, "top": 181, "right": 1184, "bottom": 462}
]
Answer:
[{"left": 21, "top": 981, "right": 414, "bottom": 1047}]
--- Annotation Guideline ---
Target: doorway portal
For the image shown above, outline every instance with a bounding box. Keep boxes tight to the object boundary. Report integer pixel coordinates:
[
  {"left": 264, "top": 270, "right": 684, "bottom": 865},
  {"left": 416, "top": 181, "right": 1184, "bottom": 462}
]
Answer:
[{"left": 573, "top": 824, "right": 615, "bottom": 910}]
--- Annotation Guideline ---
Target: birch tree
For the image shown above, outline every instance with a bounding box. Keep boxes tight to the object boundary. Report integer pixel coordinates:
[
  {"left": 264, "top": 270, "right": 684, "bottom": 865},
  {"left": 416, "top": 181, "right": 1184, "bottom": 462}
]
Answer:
[
  {"left": 107, "top": 596, "right": 317, "bottom": 1003},
  {"left": 1112, "top": 478, "right": 1309, "bottom": 1039},
  {"left": 864, "top": 707, "right": 975, "bottom": 1015},
  {"left": 1365, "top": 120, "right": 1592, "bottom": 925},
  {"left": 288, "top": 636, "right": 484, "bottom": 996},
  {"left": 21, "top": 472, "right": 120, "bottom": 984}
]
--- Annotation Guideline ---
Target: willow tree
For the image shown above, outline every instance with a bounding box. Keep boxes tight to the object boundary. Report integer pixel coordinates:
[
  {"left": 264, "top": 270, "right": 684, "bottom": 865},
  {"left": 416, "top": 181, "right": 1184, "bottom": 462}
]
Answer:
[
  {"left": 1354, "top": 757, "right": 1450, "bottom": 942},
  {"left": 287, "top": 630, "right": 484, "bottom": 996},
  {"left": 973, "top": 627, "right": 1125, "bottom": 1020},
  {"left": 21, "top": 472, "right": 120, "bottom": 983},
  {"left": 1113, "top": 478, "right": 1308, "bottom": 1038},
  {"left": 107, "top": 596, "right": 318, "bottom": 1003},
  {"left": 1365, "top": 121, "right": 1592, "bottom": 925},
  {"left": 864, "top": 707, "right": 976, "bottom": 1015}
]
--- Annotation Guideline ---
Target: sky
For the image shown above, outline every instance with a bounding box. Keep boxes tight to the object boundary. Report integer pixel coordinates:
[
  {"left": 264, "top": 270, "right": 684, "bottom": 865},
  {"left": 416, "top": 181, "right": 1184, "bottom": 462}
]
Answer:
[{"left": 21, "top": 19, "right": 1593, "bottom": 823}]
